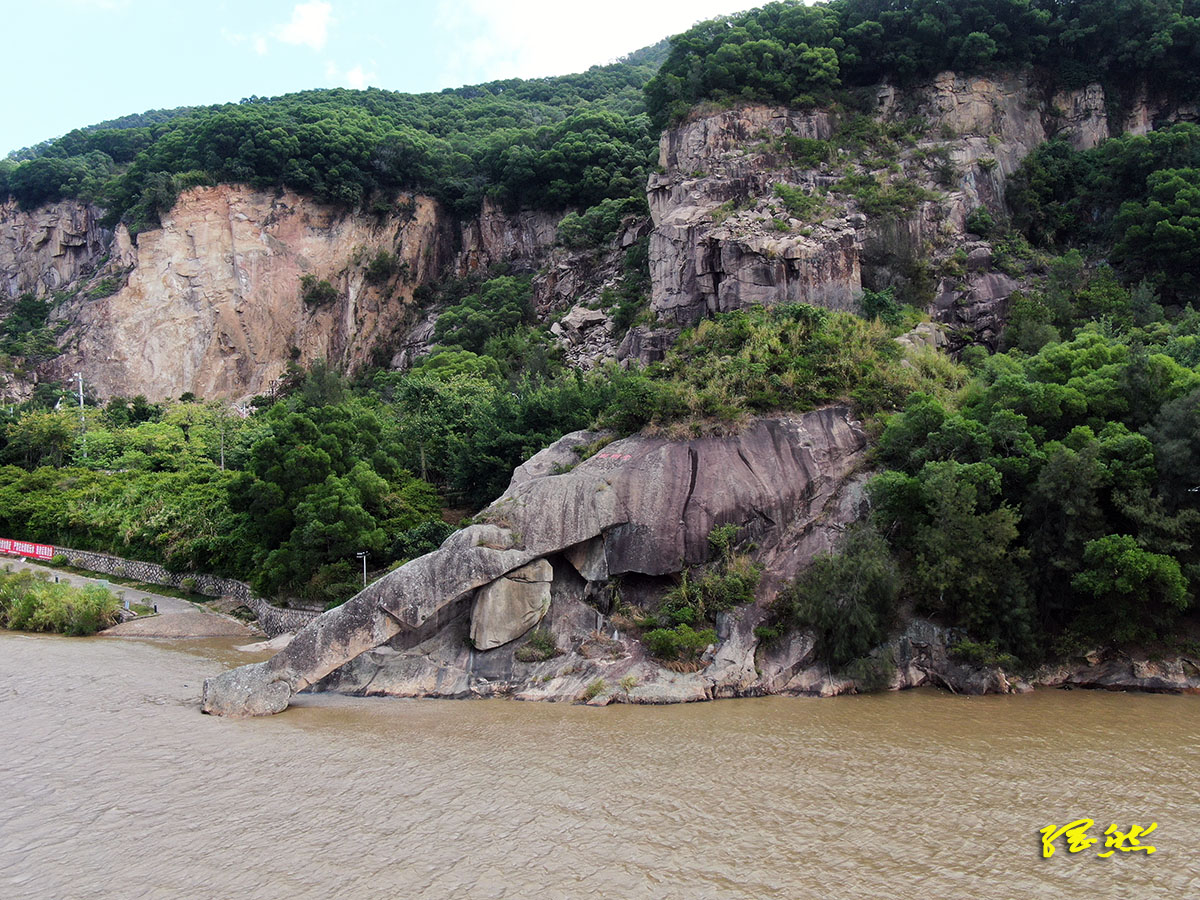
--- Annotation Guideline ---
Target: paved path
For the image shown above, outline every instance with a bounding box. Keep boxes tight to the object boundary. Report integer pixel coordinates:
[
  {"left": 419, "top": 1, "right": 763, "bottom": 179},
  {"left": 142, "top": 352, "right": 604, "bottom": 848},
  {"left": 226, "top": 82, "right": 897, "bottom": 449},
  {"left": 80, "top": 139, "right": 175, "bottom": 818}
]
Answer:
[{"left": 6, "top": 559, "right": 257, "bottom": 637}]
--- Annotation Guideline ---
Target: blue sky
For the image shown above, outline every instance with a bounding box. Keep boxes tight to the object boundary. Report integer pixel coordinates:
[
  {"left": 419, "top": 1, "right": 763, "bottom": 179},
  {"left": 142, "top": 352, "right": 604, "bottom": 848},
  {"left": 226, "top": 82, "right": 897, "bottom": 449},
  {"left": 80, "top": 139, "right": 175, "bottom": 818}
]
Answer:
[{"left": 3, "top": 0, "right": 748, "bottom": 155}]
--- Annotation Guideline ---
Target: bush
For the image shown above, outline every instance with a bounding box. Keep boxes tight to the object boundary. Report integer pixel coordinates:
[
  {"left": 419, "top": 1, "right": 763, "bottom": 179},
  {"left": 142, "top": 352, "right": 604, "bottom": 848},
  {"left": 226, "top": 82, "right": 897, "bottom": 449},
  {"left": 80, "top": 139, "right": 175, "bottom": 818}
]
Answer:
[
  {"left": 773, "top": 183, "right": 824, "bottom": 220},
  {"left": 843, "top": 653, "right": 896, "bottom": 693},
  {"left": 580, "top": 678, "right": 607, "bottom": 701},
  {"left": 0, "top": 571, "right": 120, "bottom": 636},
  {"left": 514, "top": 627, "right": 560, "bottom": 662},
  {"left": 364, "top": 250, "right": 405, "bottom": 286},
  {"left": 299, "top": 274, "right": 339, "bottom": 306},
  {"left": 773, "top": 523, "right": 899, "bottom": 667},
  {"left": 859, "top": 287, "right": 903, "bottom": 325},
  {"left": 654, "top": 526, "right": 761, "bottom": 630},
  {"left": 557, "top": 196, "right": 648, "bottom": 249},
  {"left": 966, "top": 205, "right": 995, "bottom": 237},
  {"left": 85, "top": 277, "right": 122, "bottom": 299},
  {"left": 949, "top": 639, "right": 1020, "bottom": 670},
  {"left": 642, "top": 624, "right": 716, "bottom": 662}
]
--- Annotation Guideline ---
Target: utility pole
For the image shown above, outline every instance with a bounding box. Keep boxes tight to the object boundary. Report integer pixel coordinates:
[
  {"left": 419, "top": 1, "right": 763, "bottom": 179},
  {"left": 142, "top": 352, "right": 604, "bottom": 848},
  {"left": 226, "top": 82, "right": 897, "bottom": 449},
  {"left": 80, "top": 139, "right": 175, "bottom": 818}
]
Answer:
[
  {"left": 74, "top": 372, "right": 87, "bottom": 460},
  {"left": 356, "top": 551, "right": 368, "bottom": 588}
]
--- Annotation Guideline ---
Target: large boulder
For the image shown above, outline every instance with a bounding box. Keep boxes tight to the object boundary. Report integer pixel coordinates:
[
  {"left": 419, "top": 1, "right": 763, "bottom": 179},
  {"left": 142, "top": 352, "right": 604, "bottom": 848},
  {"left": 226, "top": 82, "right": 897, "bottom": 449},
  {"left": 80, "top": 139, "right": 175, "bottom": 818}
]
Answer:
[
  {"left": 470, "top": 559, "right": 553, "bottom": 650},
  {"left": 202, "top": 407, "right": 867, "bottom": 716}
]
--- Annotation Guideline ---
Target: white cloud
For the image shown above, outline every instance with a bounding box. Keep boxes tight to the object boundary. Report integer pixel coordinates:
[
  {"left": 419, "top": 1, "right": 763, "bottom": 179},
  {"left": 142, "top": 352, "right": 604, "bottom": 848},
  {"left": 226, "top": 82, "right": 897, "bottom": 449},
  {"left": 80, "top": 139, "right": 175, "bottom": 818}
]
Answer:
[
  {"left": 254, "top": 36, "right": 269, "bottom": 56},
  {"left": 274, "top": 1, "right": 334, "bottom": 51},
  {"left": 326, "top": 61, "right": 377, "bottom": 90},
  {"left": 344, "top": 65, "right": 371, "bottom": 89},
  {"left": 432, "top": 0, "right": 749, "bottom": 86}
]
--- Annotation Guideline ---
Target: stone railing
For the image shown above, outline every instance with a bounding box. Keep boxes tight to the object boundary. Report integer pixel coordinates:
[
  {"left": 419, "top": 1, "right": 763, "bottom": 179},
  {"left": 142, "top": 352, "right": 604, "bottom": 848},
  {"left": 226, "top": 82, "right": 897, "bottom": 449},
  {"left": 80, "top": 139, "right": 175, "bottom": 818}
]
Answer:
[{"left": 52, "top": 546, "right": 321, "bottom": 636}]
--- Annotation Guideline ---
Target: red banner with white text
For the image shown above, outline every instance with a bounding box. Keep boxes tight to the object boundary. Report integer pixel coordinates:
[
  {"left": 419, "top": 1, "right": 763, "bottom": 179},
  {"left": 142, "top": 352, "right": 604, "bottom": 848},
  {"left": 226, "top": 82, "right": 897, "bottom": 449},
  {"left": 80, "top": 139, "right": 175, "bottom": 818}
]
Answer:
[{"left": 0, "top": 539, "right": 55, "bottom": 561}]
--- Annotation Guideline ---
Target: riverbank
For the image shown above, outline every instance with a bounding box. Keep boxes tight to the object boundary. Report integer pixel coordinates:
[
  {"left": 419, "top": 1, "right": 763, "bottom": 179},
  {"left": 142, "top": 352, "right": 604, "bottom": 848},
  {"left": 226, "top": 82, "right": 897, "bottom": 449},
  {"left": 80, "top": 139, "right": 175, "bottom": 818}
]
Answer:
[
  {"left": 3, "top": 560, "right": 260, "bottom": 639},
  {"left": 307, "top": 615, "right": 1200, "bottom": 707}
]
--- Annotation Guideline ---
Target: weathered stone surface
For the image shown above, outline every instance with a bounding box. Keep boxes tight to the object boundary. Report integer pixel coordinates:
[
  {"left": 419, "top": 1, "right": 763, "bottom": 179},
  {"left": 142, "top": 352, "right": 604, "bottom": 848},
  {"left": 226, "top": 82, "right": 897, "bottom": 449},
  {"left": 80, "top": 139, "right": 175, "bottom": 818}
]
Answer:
[
  {"left": 10, "top": 186, "right": 561, "bottom": 401},
  {"left": 456, "top": 198, "right": 561, "bottom": 274},
  {"left": 0, "top": 200, "right": 110, "bottom": 298},
  {"left": 1035, "top": 655, "right": 1200, "bottom": 693},
  {"left": 203, "top": 407, "right": 868, "bottom": 715},
  {"left": 506, "top": 429, "right": 607, "bottom": 489},
  {"left": 470, "top": 559, "right": 553, "bottom": 650},
  {"left": 50, "top": 185, "right": 457, "bottom": 400},
  {"left": 564, "top": 537, "right": 608, "bottom": 582},
  {"left": 647, "top": 73, "right": 1120, "bottom": 340}
]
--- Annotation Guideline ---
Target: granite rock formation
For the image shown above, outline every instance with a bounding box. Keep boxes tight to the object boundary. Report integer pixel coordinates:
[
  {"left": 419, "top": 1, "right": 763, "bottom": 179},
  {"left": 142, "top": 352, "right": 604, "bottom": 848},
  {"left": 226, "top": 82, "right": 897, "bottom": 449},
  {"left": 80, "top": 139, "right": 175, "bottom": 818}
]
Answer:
[{"left": 202, "top": 406, "right": 868, "bottom": 715}]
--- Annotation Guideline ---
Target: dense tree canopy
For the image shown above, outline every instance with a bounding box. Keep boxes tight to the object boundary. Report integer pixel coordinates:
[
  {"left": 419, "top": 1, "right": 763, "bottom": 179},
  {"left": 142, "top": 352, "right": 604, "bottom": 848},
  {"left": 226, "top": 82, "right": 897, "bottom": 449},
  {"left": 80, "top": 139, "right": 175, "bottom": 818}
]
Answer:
[
  {"left": 2, "top": 54, "right": 662, "bottom": 231},
  {"left": 645, "top": 0, "right": 1200, "bottom": 128}
]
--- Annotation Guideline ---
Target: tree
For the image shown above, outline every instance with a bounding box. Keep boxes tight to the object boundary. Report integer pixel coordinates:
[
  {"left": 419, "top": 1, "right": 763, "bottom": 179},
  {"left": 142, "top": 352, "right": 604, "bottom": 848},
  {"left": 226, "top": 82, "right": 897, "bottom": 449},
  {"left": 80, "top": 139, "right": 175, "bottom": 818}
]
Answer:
[
  {"left": 775, "top": 523, "right": 900, "bottom": 666},
  {"left": 1072, "top": 535, "right": 1190, "bottom": 641}
]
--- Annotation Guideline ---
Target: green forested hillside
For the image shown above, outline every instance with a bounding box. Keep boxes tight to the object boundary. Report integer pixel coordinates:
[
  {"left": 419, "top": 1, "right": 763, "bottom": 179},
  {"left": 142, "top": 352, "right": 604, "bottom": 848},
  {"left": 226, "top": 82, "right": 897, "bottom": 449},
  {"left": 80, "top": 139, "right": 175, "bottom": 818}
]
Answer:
[
  {"left": 2, "top": 4, "right": 1199, "bottom": 664},
  {"left": 646, "top": 0, "right": 1200, "bottom": 127},
  {"left": 0, "top": 50, "right": 663, "bottom": 230}
]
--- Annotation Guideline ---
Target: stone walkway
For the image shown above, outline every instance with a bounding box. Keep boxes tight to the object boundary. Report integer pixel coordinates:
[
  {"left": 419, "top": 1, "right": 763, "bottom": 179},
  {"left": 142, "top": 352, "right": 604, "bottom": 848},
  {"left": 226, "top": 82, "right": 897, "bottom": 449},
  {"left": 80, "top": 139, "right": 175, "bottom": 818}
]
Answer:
[{"left": 6, "top": 559, "right": 257, "bottom": 638}]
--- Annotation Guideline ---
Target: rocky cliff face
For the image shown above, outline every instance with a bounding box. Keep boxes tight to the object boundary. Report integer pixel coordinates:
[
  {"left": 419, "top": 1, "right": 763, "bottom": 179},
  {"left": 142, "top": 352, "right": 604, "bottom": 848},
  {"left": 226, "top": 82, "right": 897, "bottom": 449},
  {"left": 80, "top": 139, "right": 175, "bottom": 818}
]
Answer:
[
  {"left": 0, "top": 200, "right": 111, "bottom": 298},
  {"left": 10, "top": 186, "right": 563, "bottom": 401},
  {"left": 647, "top": 72, "right": 1147, "bottom": 345},
  {"left": 44, "top": 186, "right": 455, "bottom": 399}
]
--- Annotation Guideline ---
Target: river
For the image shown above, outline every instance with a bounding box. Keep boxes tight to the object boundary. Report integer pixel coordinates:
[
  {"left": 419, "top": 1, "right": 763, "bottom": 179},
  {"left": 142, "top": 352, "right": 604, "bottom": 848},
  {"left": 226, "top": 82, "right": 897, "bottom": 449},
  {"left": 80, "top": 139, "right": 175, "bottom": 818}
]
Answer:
[{"left": 1, "top": 632, "right": 1197, "bottom": 899}]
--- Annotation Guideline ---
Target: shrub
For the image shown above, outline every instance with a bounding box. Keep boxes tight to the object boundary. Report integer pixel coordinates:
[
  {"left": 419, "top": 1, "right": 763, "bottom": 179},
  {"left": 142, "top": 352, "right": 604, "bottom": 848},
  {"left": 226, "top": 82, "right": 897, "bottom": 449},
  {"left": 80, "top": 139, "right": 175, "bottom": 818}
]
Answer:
[
  {"left": 655, "top": 526, "right": 761, "bottom": 630},
  {"left": 780, "top": 135, "right": 832, "bottom": 168},
  {"left": 642, "top": 624, "right": 716, "bottom": 662},
  {"left": 364, "top": 250, "right": 406, "bottom": 286},
  {"left": 85, "top": 277, "right": 122, "bottom": 299},
  {"left": 859, "top": 287, "right": 903, "bottom": 325},
  {"left": 515, "top": 627, "right": 560, "bottom": 662},
  {"left": 580, "top": 678, "right": 607, "bottom": 701},
  {"left": 50, "top": 553, "right": 69, "bottom": 566},
  {"left": 299, "top": 274, "right": 339, "bottom": 306},
  {"left": 843, "top": 653, "right": 896, "bottom": 693},
  {"left": 557, "top": 196, "right": 648, "bottom": 249},
  {"left": 949, "top": 639, "right": 1020, "bottom": 669},
  {"left": 773, "top": 523, "right": 899, "bottom": 667},
  {"left": 773, "top": 183, "right": 824, "bottom": 220},
  {"left": 965, "top": 206, "right": 995, "bottom": 237},
  {"left": 0, "top": 571, "right": 120, "bottom": 636}
]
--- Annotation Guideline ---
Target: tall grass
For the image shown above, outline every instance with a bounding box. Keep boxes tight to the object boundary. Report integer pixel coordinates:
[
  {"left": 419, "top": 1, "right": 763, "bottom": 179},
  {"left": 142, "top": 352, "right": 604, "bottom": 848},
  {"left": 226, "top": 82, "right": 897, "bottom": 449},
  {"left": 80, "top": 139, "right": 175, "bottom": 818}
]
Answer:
[{"left": 0, "top": 570, "right": 120, "bottom": 636}]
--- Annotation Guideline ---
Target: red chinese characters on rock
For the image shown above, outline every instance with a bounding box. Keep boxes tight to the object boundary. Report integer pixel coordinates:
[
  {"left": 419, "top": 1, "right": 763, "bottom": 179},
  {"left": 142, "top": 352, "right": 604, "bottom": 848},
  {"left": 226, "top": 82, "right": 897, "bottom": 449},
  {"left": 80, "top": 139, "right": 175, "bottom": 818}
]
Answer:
[{"left": 0, "top": 538, "right": 55, "bottom": 561}]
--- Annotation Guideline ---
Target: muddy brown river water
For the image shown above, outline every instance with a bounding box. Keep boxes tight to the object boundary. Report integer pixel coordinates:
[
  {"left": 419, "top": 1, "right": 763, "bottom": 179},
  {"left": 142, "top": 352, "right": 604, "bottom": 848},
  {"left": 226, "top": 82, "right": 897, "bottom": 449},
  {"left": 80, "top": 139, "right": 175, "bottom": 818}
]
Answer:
[{"left": 2, "top": 632, "right": 1198, "bottom": 899}]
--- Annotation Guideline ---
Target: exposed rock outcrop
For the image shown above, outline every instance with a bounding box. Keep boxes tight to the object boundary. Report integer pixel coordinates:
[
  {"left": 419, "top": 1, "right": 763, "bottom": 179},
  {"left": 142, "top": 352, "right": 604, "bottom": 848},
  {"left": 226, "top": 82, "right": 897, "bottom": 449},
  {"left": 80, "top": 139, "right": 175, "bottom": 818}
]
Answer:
[
  {"left": 647, "top": 73, "right": 1119, "bottom": 345},
  {"left": 202, "top": 406, "right": 868, "bottom": 715},
  {"left": 470, "top": 558, "right": 553, "bottom": 650},
  {"left": 5, "top": 186, "right": 564, "bottom": 401},
  {"left": 47, "top": 186, "right": 456, "bottom": 400},
  {"left": 1, "top": 200, "right": 111, "bottom": 298}
]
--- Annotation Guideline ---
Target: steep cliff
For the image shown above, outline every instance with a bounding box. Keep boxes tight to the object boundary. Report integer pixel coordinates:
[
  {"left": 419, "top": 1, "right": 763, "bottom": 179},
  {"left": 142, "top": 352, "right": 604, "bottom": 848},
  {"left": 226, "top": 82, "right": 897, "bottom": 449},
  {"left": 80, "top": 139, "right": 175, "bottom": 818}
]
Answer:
[
  {"left": 0, "top": 187, "right": 565, "bottom": 401},
  {"left": 0, "top": 200, "right": 111, "bottom": 297},
  {"left": 5, "top": 69, "right": 1192, "bottom": 399},
  {"left": 645, "top": 72, "right": 1168, "bottom": 346}
]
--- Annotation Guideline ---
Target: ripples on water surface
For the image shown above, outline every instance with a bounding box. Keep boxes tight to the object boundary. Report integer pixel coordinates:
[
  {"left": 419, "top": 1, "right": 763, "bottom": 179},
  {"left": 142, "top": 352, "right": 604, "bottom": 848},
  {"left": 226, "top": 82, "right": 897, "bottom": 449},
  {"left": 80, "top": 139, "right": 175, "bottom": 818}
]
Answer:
[{"left": 1, "top": 633, "right": 1198, "bottom": 899}]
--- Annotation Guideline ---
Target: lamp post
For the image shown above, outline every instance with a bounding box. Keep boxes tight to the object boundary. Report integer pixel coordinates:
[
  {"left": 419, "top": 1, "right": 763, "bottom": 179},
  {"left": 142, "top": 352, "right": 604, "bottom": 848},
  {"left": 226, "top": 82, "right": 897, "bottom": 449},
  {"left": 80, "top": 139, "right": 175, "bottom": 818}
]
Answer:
[
  {"left": 356, "top": 551, "right": 368, "bottom": 587},
  {"left": 74, "top": 372, "right": 87, "bottom": 459}
]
